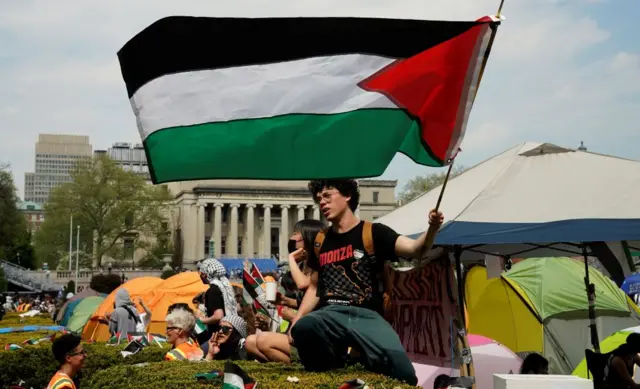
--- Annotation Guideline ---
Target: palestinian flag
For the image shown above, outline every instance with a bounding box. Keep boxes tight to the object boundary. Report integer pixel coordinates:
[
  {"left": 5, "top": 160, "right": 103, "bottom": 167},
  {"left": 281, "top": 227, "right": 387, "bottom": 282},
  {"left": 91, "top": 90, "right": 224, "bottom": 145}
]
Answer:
[
  {"left": 127, "top": 333, "right": 150, "bottom": 346},
  {"left": 194, "top": 319, "right": 207, "bottom": 335},
  {"left": 39, "top": 333, "right": 56, "bottom": 342},
  {"left": 242, "top": 268, "right": 263, "bottom": 301},
  {"left": 248, "top": 262, "right": 265, "bottom": 285},
  {"left": 242, "top": 269, "right": 270, "bottom": 317},
  {"left": 223, "top": 361, "right": 257, "bottom": 389},
  {"left": 4, "top": 344, "right": 22, "bottom": 351},
  {"left": 118, "top": 16, "right": 500, "bottom": 184},
  {"left": 107, "top": 332, "right": 121, "bottom": 345},
  {"left": 22, "top": 338, "right": 39, "bottom": 345}
]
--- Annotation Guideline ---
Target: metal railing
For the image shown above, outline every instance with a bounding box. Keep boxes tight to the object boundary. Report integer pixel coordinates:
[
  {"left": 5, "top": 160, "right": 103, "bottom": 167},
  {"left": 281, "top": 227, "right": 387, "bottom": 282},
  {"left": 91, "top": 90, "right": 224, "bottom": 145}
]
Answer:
[{"left": 0, "top": 259, "right": 62, "bottom": 292}]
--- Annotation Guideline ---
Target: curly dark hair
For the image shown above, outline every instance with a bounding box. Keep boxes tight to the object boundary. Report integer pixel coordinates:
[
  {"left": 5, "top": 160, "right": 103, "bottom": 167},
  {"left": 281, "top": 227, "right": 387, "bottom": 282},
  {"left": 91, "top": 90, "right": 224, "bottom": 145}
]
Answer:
[{"left": 307, "top": 180, "right": 360, "bottom": 212}]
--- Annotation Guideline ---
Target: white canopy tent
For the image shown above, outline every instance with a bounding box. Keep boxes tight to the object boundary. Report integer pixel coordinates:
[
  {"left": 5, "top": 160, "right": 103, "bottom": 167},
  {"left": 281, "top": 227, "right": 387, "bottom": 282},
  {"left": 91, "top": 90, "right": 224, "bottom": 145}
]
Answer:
[{"left": 379, "top": 142, "right": 640, "bottom": 283}]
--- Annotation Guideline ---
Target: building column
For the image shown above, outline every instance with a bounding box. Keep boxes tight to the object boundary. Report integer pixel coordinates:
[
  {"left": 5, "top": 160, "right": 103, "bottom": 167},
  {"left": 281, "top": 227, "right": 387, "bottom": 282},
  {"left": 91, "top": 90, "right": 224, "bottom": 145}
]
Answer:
[
  {"left": 263, "top": 204, "right": 272, "bottom": 257},
  {"left": 246, "top": 204, "right": 256, "bottom": 257},
  {"left": 197, "top": 202, "right": 206, "bottom": 260},
  {"left": 213, "top": 203, "right": 223, "bottom": 258},
  {"left": 312, "top": 205, "right": 320, "bottom": 220},
  {"left": 228, "top": 204, "right": 240, "bottom": 256},
  {"left": 296, "top": 205, "right": 306, "bottom": 221},
  {"left": 280, "top": 205, "right": 290, "bottom": 260}
]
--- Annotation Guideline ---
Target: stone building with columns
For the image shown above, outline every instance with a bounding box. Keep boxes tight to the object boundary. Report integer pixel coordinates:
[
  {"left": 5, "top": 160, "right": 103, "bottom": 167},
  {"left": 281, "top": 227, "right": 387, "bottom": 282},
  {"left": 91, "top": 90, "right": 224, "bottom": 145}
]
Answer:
[{"left": 167, "top": 179, "right": 397, "bottom": 268}]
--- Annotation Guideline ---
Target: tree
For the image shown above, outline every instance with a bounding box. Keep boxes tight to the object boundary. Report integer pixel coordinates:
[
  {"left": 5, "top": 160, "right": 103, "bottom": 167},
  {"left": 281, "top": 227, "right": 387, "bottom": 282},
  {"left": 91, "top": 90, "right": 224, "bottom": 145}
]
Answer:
[
  {"left": 0, "top": 163, "right": 33, "bottom": 268},
  {"left": 36, "top": 154, "right": 173, "bottom": 268},
  {"left": 397, "top": 165, "right": 467, "bottom": 205}
]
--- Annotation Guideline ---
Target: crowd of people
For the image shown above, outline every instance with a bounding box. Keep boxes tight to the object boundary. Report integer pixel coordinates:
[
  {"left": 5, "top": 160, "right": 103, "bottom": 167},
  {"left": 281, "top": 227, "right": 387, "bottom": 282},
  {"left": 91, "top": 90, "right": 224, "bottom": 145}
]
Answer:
[
  {"left": 1, "top": 292, "right": 61, "bottom": 320},
  {"left": 45, "top": 179, "right": 444, "bottom": 388},
  {"left": 40, "top": 178, "right": 638, "bottom": 389}
]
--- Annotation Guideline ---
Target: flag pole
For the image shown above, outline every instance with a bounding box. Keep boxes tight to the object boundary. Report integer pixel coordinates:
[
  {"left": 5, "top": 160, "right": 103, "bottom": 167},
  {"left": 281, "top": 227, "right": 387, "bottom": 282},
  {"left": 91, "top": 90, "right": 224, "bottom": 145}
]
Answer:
[{"left": 445, "top": 3, "right": 506, "bottom": 387}]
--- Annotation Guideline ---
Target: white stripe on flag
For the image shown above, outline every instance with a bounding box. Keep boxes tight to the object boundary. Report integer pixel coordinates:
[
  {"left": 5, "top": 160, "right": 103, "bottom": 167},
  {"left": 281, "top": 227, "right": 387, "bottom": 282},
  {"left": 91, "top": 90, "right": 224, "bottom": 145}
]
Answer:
[
  {"left": 222, "top": 372, "right": 245, "bottom": 389},
  {"left": 130, "top": 54, "right": 397, "bottom": 138}
]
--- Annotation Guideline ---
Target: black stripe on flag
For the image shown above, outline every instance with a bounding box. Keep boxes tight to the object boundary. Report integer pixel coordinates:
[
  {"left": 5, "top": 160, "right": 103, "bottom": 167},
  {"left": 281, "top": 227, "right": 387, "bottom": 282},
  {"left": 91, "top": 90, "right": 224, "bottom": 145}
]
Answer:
[
  {"left": 224, "top": 361, "right": 256, "bottom": 386},
  {"left": 118, "top": 16, "right": 488, "bottom": 97}
]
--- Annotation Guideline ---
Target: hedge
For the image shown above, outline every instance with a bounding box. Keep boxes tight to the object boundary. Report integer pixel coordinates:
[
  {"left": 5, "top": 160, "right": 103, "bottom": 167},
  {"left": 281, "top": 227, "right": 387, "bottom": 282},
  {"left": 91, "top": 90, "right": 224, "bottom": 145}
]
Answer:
[
  {"left": 84, "top": 361, "right": 414, "bottom": 389},
  {"left": 0, "top": 342, "right": 168, "bottom": 389},
  {"left": 1, "top": 314, "right": 413, "bottom": 388}
]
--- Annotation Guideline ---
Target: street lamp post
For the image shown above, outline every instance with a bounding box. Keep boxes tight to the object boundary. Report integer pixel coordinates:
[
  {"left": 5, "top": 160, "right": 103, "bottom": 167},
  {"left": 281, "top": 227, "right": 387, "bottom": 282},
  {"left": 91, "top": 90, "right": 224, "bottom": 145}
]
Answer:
[
  {"left": 68, "top": 215, "right": 73, "bottom": 271},
  {"left": 75, "top": 225, "right": 80, "bottom": 294}
]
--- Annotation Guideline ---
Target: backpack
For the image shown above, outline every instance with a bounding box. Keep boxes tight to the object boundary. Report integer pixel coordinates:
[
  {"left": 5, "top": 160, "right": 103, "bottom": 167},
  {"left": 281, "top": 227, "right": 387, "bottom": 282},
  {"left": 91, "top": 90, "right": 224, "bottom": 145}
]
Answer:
[{"left": 313, "top": 221, "right": 393, "bottom": 322}]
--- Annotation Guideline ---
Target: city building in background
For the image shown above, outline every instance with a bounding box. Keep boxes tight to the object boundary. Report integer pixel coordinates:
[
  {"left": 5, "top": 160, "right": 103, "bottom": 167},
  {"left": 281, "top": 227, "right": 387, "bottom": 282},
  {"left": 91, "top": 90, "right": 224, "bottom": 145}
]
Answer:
[
  {"left": 168, "top": 179, "right": 397, "bottom": 268},
  {"left": 17, "top": 200, "right": 45, "bottom": 234},
  {"left": 95, "top": 142, "right": 150, "bottom": 180},
  {"left": 24, "top": 134, "right": 93, "bottom": 204}
]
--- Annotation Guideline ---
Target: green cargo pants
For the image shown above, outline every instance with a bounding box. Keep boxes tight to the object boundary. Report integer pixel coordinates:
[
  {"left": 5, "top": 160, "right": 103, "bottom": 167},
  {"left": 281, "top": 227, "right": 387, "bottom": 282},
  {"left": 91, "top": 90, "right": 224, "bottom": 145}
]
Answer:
[{"left": 291, "top": 305, "right": 417, "bottom": 386}]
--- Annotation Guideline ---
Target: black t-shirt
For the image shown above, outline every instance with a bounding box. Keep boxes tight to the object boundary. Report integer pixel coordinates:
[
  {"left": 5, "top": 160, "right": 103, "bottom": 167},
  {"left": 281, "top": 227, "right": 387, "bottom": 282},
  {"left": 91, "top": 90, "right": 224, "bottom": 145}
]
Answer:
[
  {"left": 204, "top": 284, "right": 225, "bottom": 335},
  {"left": 307, "top": 221, "right": 399, "bottom": 314}
]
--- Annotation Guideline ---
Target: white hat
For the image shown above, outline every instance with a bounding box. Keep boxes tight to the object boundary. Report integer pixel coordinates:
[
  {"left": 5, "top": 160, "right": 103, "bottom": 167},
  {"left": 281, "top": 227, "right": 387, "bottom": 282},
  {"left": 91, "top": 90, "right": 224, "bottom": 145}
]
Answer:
[{"left": 66, "top": 293, "right": 74, "bottom": 299}]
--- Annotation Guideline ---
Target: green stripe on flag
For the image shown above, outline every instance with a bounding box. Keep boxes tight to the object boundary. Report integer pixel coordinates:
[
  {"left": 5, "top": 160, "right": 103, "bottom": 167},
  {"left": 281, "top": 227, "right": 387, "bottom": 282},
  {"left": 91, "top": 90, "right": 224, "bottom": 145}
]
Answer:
[{"left": 144, "top": 109, "right": 436, "bottom": 183}]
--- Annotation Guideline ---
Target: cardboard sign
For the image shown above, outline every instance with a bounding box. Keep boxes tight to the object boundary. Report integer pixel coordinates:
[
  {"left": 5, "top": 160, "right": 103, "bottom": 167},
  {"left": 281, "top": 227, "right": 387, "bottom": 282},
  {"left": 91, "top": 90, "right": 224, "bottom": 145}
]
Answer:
[{"left": 386, "top": 260, "right": 459, "bottom": 367}]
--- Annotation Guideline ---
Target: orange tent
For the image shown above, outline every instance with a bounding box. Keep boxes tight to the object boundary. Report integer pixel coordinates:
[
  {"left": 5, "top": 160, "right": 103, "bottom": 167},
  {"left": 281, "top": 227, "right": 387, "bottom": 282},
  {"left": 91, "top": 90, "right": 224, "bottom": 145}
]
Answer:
[
  {"left": 146, "top": 272, "right": 208, "bottom": 334},
  {"left": 82, "top": 276, "right": 163, "bottom": 342}
]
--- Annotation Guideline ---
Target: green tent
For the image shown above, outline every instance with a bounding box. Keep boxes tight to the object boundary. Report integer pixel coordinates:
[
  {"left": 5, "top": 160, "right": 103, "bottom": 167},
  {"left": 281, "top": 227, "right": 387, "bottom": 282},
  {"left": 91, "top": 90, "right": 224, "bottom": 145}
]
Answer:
[
  {"left": 466, "top": 257, "right": 640, "bottom": 374},
  {"left": 67, "top": 296, "right": 105, "bottom": 333}
]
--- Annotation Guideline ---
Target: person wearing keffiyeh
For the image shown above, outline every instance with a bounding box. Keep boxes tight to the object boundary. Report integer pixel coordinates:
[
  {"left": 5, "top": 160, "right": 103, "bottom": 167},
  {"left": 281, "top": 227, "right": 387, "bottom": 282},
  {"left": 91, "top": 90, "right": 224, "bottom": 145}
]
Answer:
[{"left": 198, "top": 259, "right": 237, "bottom": 349}]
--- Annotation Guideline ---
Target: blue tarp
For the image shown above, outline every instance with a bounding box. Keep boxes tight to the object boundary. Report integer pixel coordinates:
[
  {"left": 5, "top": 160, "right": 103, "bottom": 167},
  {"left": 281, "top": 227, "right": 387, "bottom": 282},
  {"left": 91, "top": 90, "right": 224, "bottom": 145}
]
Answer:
[
  {"left": 622, "top": 273, "right": 640, "bottom": 295},
  {"left": 0, "top": 325, "right": 66, "bottom": 334},
  {"left": 218, "top": 258, "right": 277, "bottom": 277},
  {"left": 409, "top": 219, "right": 640, "bottom": 245}
]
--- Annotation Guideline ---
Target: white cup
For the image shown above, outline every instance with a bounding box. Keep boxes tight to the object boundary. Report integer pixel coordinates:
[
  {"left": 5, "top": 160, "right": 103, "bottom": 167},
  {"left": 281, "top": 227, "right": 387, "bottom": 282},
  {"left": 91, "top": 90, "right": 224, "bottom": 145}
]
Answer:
[{"left": 265, "top": 282, "right": 277, "bottom": 302}]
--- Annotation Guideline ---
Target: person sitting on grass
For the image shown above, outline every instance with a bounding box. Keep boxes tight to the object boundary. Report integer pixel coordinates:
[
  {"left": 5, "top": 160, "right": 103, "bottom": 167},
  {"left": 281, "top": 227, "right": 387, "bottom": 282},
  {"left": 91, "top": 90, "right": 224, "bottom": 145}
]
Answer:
[
  {"left": 165, "top": 307, "right": 204, "bottom": 361},
  {"left": 204, "top": 314, "right": 249, "bottom": 361},
  {"left": 46, "top": 334, "right": 87, "bottom": 389}
]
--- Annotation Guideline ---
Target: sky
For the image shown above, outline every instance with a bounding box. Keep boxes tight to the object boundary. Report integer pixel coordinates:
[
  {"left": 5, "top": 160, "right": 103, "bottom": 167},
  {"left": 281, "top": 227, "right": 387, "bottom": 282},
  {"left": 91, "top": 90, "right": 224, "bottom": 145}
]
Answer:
[{"left": 1, "top": 0, "right": 638, "bottom": 198}]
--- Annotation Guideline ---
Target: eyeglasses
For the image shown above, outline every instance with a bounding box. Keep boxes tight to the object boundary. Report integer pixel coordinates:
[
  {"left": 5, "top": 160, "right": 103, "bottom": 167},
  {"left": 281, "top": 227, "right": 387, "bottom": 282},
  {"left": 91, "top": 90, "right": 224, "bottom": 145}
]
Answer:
[
  {"left": 68, "top": 349, "right": 87, "bottom": 357},
  {"left": 166, "top": 326, "right": 180, "bottom": 332},
  {"left": 218, "top": 326, "right": 233, "bottom": 335}
]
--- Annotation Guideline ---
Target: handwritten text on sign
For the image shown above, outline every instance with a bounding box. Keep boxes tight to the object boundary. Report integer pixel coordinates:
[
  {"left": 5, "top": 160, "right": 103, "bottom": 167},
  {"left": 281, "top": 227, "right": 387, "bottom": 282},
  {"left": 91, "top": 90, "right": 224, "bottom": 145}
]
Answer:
[{"left": 386, "top": 260, "right": 459, "bottom": 366}]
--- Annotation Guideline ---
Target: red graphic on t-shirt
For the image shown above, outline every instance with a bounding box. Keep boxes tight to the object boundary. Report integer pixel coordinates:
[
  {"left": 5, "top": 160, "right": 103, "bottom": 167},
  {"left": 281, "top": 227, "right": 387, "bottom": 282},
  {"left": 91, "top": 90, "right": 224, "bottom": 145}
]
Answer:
[{"left": 319, "top": 244, "right": 354, "bottom": 266}]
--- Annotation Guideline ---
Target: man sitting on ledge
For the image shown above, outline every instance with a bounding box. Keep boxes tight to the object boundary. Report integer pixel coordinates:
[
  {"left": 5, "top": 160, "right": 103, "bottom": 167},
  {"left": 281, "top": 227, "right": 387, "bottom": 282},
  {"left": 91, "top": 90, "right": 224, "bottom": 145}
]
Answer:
[{"left": 289, "top": 179, "right": 444, "bottom": 386}]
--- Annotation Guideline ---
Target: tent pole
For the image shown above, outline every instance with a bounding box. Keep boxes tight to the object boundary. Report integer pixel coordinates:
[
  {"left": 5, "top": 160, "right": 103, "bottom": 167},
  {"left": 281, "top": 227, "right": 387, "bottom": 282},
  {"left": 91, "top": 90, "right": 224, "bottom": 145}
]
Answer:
[
  {"left": 451, "top": 245, "right": 476, "bottom": 389},
  {"left": 583, "top": 243, "right": 600, "bottom": 353}
]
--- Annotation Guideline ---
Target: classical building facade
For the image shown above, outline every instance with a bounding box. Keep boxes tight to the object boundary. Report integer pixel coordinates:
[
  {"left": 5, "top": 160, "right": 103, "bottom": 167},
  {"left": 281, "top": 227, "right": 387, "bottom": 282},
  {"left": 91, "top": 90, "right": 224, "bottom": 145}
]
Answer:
[{"left": 168, "top": 179, "right": 397, "bottom": 267}]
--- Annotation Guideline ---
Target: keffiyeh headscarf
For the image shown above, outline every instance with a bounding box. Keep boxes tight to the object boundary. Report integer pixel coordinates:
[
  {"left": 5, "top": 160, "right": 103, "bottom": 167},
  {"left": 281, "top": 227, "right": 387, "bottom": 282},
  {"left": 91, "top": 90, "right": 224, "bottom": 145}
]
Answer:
[
  {"left": 200, "top": 259, "right": 237, "bottom": 316},
  {"left": 221, "top": 314, "right": 248, "bottom": 339}
]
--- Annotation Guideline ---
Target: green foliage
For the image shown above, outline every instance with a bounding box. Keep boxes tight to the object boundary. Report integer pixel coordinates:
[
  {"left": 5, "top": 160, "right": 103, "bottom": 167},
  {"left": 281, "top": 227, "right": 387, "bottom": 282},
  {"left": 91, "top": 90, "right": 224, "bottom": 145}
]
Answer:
[
  {"left": 84, "top": 361, "right": 413, "bottom": 389},
  {"left": 0, "top": 266, "right": 7, "bottom": 293},
  {"left": 89, "top": 274, "right": 122, "bottom": 294},
  {"left": 0, "top": 314, "right": 412, "bottom": 389},
  {"left": 0, "top": 340, "right": 168, "bottom": 389},
  {"left": 397, "top": 165, "right": 467, "bottom": 205},
  {"left": 35, "top": 154, "right": 173, "bottom": 268},
  {"left": 56, "top": 250, "right": 94, "bottom": 271},
  {"left": 161, "top": 269, "right": 177, "bottom": 280},
  {"left": 0, "top": 164, "right": 34, "bottom": 268}
]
